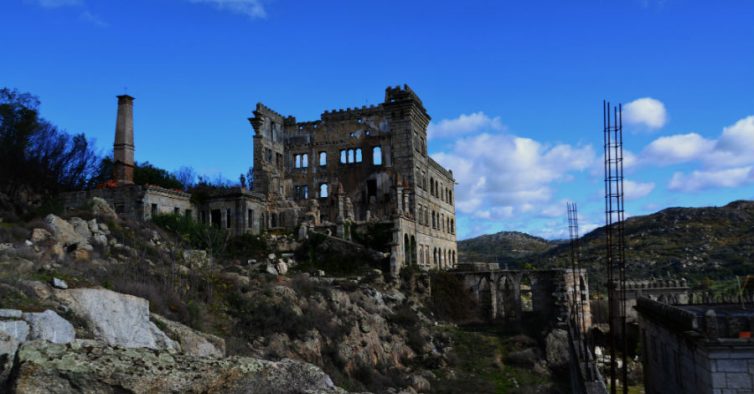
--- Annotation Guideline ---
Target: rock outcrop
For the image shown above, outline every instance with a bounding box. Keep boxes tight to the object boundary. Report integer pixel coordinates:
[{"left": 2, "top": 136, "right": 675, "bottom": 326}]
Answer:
[
  {"left": 54, "top": 288, "right": 178, "bottom": 351},
  {"left": 9, "top": 340, "right": 346, "bottom": 394}
]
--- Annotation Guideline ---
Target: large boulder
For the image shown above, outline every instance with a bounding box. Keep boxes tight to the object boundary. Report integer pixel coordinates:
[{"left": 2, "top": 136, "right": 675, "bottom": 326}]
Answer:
[
  {"left": 545, "top": 328, "right": 570, "bottom": 369},
  {"left": 22, "top": 310, "right": 75, "bottom": 344},
  {"left": 54, "top": 288, "right": 178, "bottom": 351},
  {"left": 9, "top": 340, "right": 347, "bottom": 393},
  {"left": 151, "top": 313, "right": 225, "bottom": 358},
  {"left": 89, "top": 197, "right": 118, "bottom": 220},
  {"left": 44, "top": 214, "right": 88, "bottom": 248}
]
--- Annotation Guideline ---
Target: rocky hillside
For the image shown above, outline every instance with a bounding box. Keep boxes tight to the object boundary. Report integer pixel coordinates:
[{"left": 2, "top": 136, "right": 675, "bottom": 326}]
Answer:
[
  {"left": 458, "top": 231, "right": 559, "bottom": 267},
  {"left": 460, "top": 201, "right": 754, "bottom": 288},
  {"left": 540, "top": 200, "right": 754, "bottom": 288}
]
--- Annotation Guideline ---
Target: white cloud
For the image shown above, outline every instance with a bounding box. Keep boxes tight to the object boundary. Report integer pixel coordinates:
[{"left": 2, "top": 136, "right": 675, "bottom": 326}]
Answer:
[
  {"left": 79, "top": 10, "right": 107, "bottom": 27},
  {"left": 24, "top": 0, "right": 82, "bottom": 8},
  {"left": 188, "top": 0, "right": 267, "bottom": 19},
  {"left": 642, "top": 133, "right": 714, "bottom": 165},
  {"left": 432, "top": 131, "right": 594, "bottom": 221},
  {"left": 705, "top": 115, "right": 754, "bottom": 168},
  {"left": 623, "top": 180, "right": 655, "bottom": 200},
  {"left": 668, "top": 167, "right": 754, "bottom": 192},
  {"left": 624, "top": 97, "right": 667, "bottom": 130},
  {"left": 427, "top": 112, "right": 504, "bottom": 139}
]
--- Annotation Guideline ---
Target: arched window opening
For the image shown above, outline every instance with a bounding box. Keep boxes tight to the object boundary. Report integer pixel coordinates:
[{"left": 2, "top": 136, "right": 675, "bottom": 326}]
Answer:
[
  {"left": 355, "top": 148, "right": 363, "bottom": 163},
  {"left": 301, "top": 154, "right": 308, "bottom": 168},
  {"left": 521, "top": 276, "right": 534, "bottom": 312},
  {"left": 404, "top": 234, "right": 410, "bottom": 265},
  {"left": 319, "top": 183, "right": 329, "bottom": 198},
  {"left": 319, "top": 151, "right": 327, "bottom": 166},
  {"left": 348, "top": 149, "right": 355, "bottom": 163},
  {"left": 340, "top": 150, "right": 347, "bottom": 164},
  {"left": 373, "top": 146, "right": 383, "bottom": 165}
]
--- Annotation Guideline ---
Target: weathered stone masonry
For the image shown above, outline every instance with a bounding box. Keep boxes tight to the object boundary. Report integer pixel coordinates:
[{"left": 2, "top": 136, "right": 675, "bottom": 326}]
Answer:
[{"left": 250, "top": 85, "right": 457, "bottom": 274}]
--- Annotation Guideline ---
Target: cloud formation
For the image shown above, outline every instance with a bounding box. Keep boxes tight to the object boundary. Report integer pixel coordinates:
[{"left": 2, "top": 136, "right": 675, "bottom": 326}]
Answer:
[
  {"left": 623, "top": 180, "right": 655, "bottom": 200},
  {"left": 624, "top": 97, "right": 667, "bottom": 130},
  {"left": 188, "top": 0, "right": 268, "bottom": 19},
  {"left": 668, "top": 167, "right": 754, "bottom": 192},
  {"left": 433, "top": 132, "right": 594, "bottom": 221},
  {"left": 427, "top": 112, "right": 504, "bottom": 140},
  {"left": 642, "top": 133, "right": 714, "bottom": 165}
]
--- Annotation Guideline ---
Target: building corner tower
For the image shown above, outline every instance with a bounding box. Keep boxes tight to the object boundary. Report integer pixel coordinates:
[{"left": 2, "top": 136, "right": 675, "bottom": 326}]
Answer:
[{"left": 113, "top": 95, "right": 135, "bottom": 184}]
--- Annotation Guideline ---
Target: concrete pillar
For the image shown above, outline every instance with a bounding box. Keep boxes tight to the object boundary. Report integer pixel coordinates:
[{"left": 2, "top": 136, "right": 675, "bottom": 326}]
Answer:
[{"left": 114, "top": 95, "right": 135, "bottom": 184}]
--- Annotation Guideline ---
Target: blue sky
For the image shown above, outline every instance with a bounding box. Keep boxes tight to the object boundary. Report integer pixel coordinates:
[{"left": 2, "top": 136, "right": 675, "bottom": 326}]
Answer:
[{"left": 2, "top": 0, "right": 753, "bottom": 240}]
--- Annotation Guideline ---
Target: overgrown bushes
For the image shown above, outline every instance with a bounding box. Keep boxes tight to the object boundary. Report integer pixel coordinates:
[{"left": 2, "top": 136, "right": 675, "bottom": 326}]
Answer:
[{"left": 430, "top": 271, "right": 478, "bottom": 322}]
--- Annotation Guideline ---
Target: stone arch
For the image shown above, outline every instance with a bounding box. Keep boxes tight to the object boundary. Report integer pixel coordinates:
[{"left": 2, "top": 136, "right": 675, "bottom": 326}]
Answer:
[
  {"left": 520, "top": 273, "right": 534, "bottom": 312},
  {"left": 403, "top": 233, "right": 409, "bottom": 265},
  {"left": 496, "top": 275, "right": 518, "bottom": 320},
  {"left": 410, "top": 235, "right": 416, "bottom": 265}
]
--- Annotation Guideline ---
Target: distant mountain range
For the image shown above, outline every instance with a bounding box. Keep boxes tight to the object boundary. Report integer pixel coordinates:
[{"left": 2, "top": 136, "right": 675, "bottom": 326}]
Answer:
[{"left": 458, "top": 200, "right": 754, "bottom": 286}]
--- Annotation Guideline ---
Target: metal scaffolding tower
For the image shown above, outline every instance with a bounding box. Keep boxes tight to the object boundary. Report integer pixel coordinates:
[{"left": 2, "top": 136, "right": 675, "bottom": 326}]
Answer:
[{"left": 603, "top": 101, "right": 627, "bottom": 394}]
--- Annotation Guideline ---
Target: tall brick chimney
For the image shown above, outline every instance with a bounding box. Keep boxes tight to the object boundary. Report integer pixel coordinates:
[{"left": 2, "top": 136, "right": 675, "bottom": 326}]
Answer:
[{"left": 113, "top": 95, "right": 135, "bottom": 184}]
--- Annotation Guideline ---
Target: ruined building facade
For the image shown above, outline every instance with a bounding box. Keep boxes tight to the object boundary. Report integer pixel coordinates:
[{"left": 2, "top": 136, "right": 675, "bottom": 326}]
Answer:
[{"left": 62, "top": 85, "right": 457, "bottom": 274}]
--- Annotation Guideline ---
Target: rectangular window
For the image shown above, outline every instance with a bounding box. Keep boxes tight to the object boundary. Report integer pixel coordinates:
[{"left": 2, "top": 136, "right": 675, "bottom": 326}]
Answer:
[
  {"left": 355, "top": 148, "right": 363, "bottom": 162},
  {"left": 247, "top": 209, "right": 254, "bottom": 228},
  {"left": 340, "top": 150, "right": 347, "bottom": 164},
  {"left": 373, "top": 146, "right": 382, "bottom": 165},
  {"left": 151, "top": 203, "right": 158, "bottom": 216},
  {"left": 226, "top": 208, "right": 232, "bottom": 229},
  {"left": 265, "top": 148, "right": 272, "bottom": 162},
  {"left": 174, "top": 207, "right": 180, "bottom": 215}
]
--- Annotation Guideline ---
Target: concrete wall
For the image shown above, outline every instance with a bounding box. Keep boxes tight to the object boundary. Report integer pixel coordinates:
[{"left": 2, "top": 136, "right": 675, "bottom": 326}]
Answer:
[{"left": 640, "top": 315, "right": 754, "bottom": 394}]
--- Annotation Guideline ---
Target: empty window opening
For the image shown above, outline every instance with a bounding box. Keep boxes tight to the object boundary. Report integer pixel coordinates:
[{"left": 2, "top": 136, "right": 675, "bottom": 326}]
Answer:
[
  {"left": 226, "top": 209, "right": 232, "bottom": 229},
  {"left": 248, "top": 209, "right": 254, "bottom": 228},
  {"left": 373, "top": 146, "right": 383, "bottom": 165},
  {"left": 319, "top": 183, "right": 329, "bottom": 198},
  {"left": 319, "top": 152, "right": 327, "bottom": 166},
  {"left": 276, "top": 153, "right": 283, "bottom": 168},
  {"left": 174, "top": 207, "right": 180, "bottom": 215},
  {"left": 271, "top": 213, "right": 277, "bottom": 228},
  {"left": 340, "top": 150, "right": 347, "bottom": 164},
  {"left": 185, "top": 209, "right": 192, "bottom": 218},
  {"left": 366, "top": 179, "right": 377, "bottom": 197},
  {"left": 211, "top": 209, "right": 221, "bottom": 229},
  {"left": 348, "top": 149, "right": 355, "bottom": 163},
  {"left": 265, "top": 148, "right": 272, "bottom": 162},
  {"left": 295, "top": 154, "right": 301, "bottom": 168},
  {"left": 302, "top": 154, "right": 308, "bottom": 168},
  {"left": 430, "top": 178, "right": 435, "bottom": 196},
  {"left": 151, "top": 203, "right": 158, "bottom": 216},
  {"left": 355, "top": 148, "right": 363, "bottom": 162}
]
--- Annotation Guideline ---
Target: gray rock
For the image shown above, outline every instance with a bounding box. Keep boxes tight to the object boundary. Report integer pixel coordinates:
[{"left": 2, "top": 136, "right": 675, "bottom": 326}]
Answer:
[
  {"left": 90, "top": 197, "right": 118, "bottom": 220},
  {"left": 505, "top": 347, "right": 540, "bottom": 367},
  {"left": 183, "top": 249, "right": 209, "bottom": 268},
  {"left": 8, "top": 340, "right": 346, "bottom": 393},
  {"left": 44, "top": 214, "right": 88, "bottom": 248},
  {"left": 92, "top": 233, "right": 108, "bottom": 247},
  {"left": 0, "top": 309, "right": 23, "bottom": 319},
  {"left": 69, "top": 217, "right": 93, "bottom": 241},
  {"left": 0, "top": 331, "right": 20, "bottom": 384},
  {"left": 55, "top": 288, "right": 178, "bottom": 350},
  {"left": 276, "top": 259, "right": 289, "bottom": 275},
  {"left": 98, "top": 222, "right": 110, "bottom": 234},
  {"left": 0, "top": 320, "right": 30, "bottom": 342},
  {"left": 151, "top": 313, "right": 225, "bottom": 358},
  {"left": 0, "top": 243, "right": 13, "bottom": 252},
  {"left": 87, "top": 219, "right": 99, "bottom": 234},
  {"left": 409, "top": 374, "right": 431, "bottom": 393},
  {"left": 30, "top": 228, "right": 52, "bottom": 243},
  {"left": 51, "top": 277, "right": 68, "bottom": 289},
  {"left": 545, "top": 328, "right": 569, "bottom": 369},
  {"left": 22, "top": 310, "right": 75, "bottom": 344},
  {"left": 266, "top": 263, "right": 279, "bottom": 275}
]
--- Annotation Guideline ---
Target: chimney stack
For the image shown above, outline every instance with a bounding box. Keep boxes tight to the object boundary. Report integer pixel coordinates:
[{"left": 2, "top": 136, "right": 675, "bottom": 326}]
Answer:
[{"left": 113, "top": 95, "right": 135, "bottom": 184}]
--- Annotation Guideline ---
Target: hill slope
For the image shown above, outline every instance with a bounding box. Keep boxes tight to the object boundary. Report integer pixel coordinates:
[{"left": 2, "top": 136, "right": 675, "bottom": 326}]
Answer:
[
  {"left": 460, "top": 201, "right": 754, "bottom": 287},
  {"left": 458, "top": 231, "right": 560, "bottom": 267}
]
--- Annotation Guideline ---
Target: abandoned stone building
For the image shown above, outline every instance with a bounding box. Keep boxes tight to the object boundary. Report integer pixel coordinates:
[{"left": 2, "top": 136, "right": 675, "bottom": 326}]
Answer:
[
  {"left": 62, "top": 85, "right": 458, "bottom": 274},
  {"left": 637, "top": 298, "right": 754, "bottom": 394}
]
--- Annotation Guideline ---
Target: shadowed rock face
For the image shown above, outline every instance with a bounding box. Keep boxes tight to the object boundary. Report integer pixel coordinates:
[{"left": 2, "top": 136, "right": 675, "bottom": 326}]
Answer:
[{"left": 9, "top": 340, "right": 346, "bottom": 394}]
